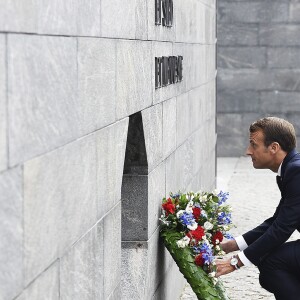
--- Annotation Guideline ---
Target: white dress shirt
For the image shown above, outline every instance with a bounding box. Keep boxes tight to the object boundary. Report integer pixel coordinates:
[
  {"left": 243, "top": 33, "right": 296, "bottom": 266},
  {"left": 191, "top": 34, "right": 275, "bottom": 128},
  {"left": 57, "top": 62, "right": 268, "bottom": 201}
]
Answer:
[{"left": 236, "top": 162, "right": 283, "bottom": 267}]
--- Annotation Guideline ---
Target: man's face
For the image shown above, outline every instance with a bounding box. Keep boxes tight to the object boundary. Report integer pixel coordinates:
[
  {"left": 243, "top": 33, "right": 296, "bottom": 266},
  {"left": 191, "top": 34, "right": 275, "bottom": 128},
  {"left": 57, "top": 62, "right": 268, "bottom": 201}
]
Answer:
[{"left": 246, "top": 130, "right": 273, "bottom": 169}]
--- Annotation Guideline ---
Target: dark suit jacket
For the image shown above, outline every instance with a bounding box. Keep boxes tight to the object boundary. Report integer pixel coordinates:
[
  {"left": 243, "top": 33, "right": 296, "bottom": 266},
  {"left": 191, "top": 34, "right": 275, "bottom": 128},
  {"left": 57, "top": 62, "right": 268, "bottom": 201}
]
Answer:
[{"left": 243, "top": 149, "right": 300, "bottom": 266}]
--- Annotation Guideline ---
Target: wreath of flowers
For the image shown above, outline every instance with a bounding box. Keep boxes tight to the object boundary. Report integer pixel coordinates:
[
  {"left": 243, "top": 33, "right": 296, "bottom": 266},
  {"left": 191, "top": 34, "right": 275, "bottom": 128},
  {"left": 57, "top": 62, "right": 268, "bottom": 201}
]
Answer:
[{"left": 160, "top": 190, "right": 233, "bottom": 300}]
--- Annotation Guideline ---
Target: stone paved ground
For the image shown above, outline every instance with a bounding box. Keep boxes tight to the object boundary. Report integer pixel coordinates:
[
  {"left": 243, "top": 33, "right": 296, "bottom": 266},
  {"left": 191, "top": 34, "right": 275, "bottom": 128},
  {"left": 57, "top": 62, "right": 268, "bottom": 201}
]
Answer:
[{"left": 179, "top": 156, "right": 300, "bottom": 300}]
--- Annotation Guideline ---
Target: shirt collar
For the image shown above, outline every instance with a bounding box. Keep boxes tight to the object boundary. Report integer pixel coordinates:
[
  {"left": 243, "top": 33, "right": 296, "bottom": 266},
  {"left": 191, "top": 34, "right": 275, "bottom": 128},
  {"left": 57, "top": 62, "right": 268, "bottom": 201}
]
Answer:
[{"left": 277, "top": 162, "right": 282, "bottom": 176}]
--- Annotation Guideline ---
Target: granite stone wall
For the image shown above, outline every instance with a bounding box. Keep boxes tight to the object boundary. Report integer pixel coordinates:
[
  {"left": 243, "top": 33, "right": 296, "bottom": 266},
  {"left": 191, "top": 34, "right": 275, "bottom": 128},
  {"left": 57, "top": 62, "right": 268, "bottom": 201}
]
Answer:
[
  {"left": 217, "top": 0, "right": 300, "bottom": 156},
  {"left": 0, "top": 1, "right": 217, "bottom": 299}
]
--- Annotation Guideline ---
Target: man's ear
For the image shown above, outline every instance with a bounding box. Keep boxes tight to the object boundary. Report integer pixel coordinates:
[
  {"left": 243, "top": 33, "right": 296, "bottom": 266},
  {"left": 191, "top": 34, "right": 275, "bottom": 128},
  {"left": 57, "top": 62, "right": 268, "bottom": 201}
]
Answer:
[{"left": 270, "top": 142, "right": 280, "bottom": 154}]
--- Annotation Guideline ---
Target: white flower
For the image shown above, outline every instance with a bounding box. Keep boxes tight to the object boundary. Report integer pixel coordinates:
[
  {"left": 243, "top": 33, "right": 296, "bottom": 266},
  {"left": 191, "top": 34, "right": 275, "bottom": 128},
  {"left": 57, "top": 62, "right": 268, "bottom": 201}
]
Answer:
[
  {"left": 215, "top": 245, "right": 220, "bottom": 251},
  {"left": 176, "top": 210, "right": 185, "bottom": 218},
  {"left": 201, "top": 210, "right": 207, "bottom": 218},
  {"left": 187, "top": 222, "right": 198, "bottom": 230},
  {"left": 204, "top": 221, "right": 213, "bottom": 230},
  {"left": 208, "top": 271, "right": 216, "bottom": 278},
  {"left": 199, "top": 195, "right": 207, "bottom": 202},
  {"left": 176, "top": 236, "right": 190, "bottom": 248},
  {"left": 212, "top": 189, "right": 219, "bottom": 196},
  {"left": 215, "top": 239, "right": 220, "bottom": 245},
  {"left": 185, "top": 201, "right": 194, "bottom": 213}
]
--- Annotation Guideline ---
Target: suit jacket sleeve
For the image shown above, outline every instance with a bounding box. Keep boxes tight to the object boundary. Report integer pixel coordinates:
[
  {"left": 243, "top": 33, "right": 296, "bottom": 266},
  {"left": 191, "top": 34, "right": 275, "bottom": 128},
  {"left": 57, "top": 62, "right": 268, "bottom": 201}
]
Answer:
[{"left": 243, "top": 163, "right": 300, "bottom": 266}]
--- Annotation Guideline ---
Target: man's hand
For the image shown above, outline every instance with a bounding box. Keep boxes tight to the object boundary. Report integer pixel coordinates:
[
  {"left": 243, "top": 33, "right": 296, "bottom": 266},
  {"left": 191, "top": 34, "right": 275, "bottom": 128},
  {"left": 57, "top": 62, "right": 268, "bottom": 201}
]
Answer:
[
  {"left": 220, "top": 239, "right": 239, "bottom": 254},
  {"left": 215, "top": 258, "right": 235, "bottom": 278}
]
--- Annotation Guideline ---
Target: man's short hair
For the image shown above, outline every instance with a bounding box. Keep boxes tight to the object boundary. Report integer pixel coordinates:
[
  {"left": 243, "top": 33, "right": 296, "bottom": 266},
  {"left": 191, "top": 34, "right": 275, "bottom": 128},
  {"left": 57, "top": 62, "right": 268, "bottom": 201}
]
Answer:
[{"left": 250, "top": 117, "right": 296, "bottom": 153}]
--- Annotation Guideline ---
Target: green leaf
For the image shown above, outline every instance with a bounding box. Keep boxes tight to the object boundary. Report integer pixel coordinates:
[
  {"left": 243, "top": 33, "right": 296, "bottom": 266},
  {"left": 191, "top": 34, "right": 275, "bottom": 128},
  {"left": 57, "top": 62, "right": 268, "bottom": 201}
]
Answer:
[{"left": 160, "top": 229, "right": 230, "bottom": 300}]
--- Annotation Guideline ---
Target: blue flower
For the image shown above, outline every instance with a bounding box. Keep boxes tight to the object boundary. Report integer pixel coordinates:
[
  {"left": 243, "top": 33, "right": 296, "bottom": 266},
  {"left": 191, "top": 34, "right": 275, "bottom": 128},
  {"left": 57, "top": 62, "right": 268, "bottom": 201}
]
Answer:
[
  {"left": 217, "top": 211, "right": 232, "bottom": 225},
  {"left": 193, "top": 243, "right": 214, "bottom": 265},
  {"left": 217, "top": 191, "right": 229, "bottom": 205},
  {"left": 179, "top": 211, "right": 196, "bottom": 227},
  {"left": 224, "top": 233, "right": 234, "bottom": 240}
]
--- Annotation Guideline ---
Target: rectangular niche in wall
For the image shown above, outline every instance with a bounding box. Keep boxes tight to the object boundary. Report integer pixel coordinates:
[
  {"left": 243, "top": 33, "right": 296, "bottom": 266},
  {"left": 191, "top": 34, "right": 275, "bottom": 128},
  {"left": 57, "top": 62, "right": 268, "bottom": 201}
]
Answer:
[{"left": 121, "top": 111, "right": 149, "bottom": 241}]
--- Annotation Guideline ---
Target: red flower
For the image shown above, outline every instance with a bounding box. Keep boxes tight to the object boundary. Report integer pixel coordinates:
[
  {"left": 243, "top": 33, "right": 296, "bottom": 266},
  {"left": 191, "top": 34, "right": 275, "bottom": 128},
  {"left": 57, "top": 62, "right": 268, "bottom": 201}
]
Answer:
[
  {"left": 192, "top": 207, "right": 201, "bottom": 220},
  {"left": 187, "top": 226, "right": 205, "bottom": 243},
  {"left": 195, "top": 253, "right": 205, "bottom": 266},
  {"left": 162, "top": 198, "right": 175, "bottom": 215},
  {"left": 212, "top": 231, "right": 224, "bottom": 245}
]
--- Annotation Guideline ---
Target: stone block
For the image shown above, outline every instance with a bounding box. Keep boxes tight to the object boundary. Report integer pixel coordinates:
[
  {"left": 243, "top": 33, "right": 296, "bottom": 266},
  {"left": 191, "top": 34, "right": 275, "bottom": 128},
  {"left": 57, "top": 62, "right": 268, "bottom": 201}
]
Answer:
[
  {"left": 162, "top": 97, "right": 177, "bottom": 158},
  {"left": 205, "top": 6, "right": 216, "bottom": 45},
  {"left": 103, "top": 204, "right": 121, "bottom": 298},
  {"left": 148, "top": 162, "right": 165, "bottom": 237},
  {"left": 0, "top": 34, "right": 6, "bottom": 172},
  {"left": 78, "top": 38, "right": 116, "bottom": 133},
  {"left": 218, "top": 23, "right": 259, "bottom": 46},
  {"left": 270, "top": 69, "right": 300, "bottom": 91},
  {"left": 121, "top": 174, "right": 148, "bottom": 241},
  {"left": 290, "top": 3, "right": 300, "bottom": 22},
  {"left": 218, "top": 113, "right": 261, "bottom": 137},
  {"left": 60, "top": 221, "right": 104, "bottom": 300},
  {"left": 121, "top": 227, "right": 174, "bottom": 300},
  {"left": 0, "top": 0, "right": 37, "bottom": 33},
  {"left": 146, "top": 228, "right": 174, "bottom": 297},
  {"left": 175, "top": 0, "right": 205, "bottom": 43},
  {"left": 175, "top": 140, "right": 194, "bottom": 192},
  {"left": 96, "top": 119, "right": 129, "bottom": 219},
  {"left": 0, "top": 167, "right": 23, "bottom": 300},
  {"left": 37, "top": 0, "right": 77, "bottom": 35},
  {"left": 260, "top": 91, "right": 300, "bottom": 113},
  {"left": 121, "top": 242, "right": 148, "bottom": 300},
  {"left": 189, "top": 86, "right": 205, "bottom": 132},
  {"left": 217, "top": 135, "right": 248, "bottom": 157},
  {"left": 107, "top": 284, "right": 121, "bottom": 300},
  {"left": 218, "top": 2, "right": 288, "bottom": 24},
  {"left": 206, "top": 45, "right": 217, "bottom": 83},
  {"left": 151, "top": 257, "right": 186, "bottom": 300},
  {"left": 267, "top": 47, "right": 300, "bottom": 68},
  {"left": 16, "top": 262, "right": 59, "bottom": 300},
  {"left": 60, "top": 203, "right": 121, "bottom": 300},
  {"left": 176, "top": 92, "right": 190, "bottom": 146},
  {"left": 217, "top": 69, "right": 267, "bottom": 91},
  {"left": 101, "top": 0, "right": 147, "bottom": 39},
  {"left": 283, "top": 113, "right": 300, "bottom": 136},
  {"left": 77, "top": 0, "right": 101, "bottom": 36},
  {"left": 8, "top": 35, "right": 77, "bottom": 166},
  {"left": 189, "top": 44, "right": 206, "bottom": 89},
  {"left": 37, "top": 0, "right": 101, "bottom": 36},
  {"left": 218, "top": 68, "right": 300, "bottom": 92},
  {"left": 217, "top": 90, "right": 260, "bottom": 113},
  {"left": 142, "top": 104, "right": 163, "bottom": 173},
  {"left": 165, "top": 151, "right": 178, "bottom": 195},
  {"left": 24, "top": 134, "right": 98, "bottom": 285},
  {"left": 259, "top": 25, "right": 300, "bottom": 46},
  {"left": 217, "top": 113, "right": 243, "bottom": 136},
  {"left": 218, "top": 46, "right": 266, "bottom": 69},
  {"left": 116, "top": 40, "right": 152, "bottom": 119}
]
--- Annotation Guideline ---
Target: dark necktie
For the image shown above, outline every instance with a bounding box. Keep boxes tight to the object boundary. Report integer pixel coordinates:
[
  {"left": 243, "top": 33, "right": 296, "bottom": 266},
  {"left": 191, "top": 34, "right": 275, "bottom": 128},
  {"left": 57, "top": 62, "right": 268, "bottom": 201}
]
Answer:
[{"left": 276, "top": 175, "right": 282, "bottom": 192}]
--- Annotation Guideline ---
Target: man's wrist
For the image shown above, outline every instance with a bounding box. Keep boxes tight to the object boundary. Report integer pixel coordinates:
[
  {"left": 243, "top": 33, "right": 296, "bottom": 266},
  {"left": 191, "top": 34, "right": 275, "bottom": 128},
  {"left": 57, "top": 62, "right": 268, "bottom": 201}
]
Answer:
[
  {"left": 236, "top": 255, "right": 244, "bottom": 268},
  {"left": 230, "top": 255, "right": 241, "bottom": 270}
]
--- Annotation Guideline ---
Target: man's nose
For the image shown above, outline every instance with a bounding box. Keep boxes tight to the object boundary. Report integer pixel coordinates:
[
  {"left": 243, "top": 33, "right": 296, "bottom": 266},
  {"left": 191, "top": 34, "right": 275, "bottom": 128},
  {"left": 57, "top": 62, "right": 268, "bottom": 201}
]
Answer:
[{"left": 245, "top": 146, "right": 252, "bottom": 156}]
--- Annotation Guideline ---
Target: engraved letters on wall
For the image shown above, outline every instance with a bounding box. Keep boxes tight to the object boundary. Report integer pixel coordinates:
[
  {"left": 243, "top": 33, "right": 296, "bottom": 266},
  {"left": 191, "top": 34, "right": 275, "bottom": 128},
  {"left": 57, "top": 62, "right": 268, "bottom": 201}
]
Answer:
[
  {"left": 155, "top": 0, "right": 173, "bottom": 27},
  {"left": 155, "top": 56, "right": 183, "bottom": 89}
]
